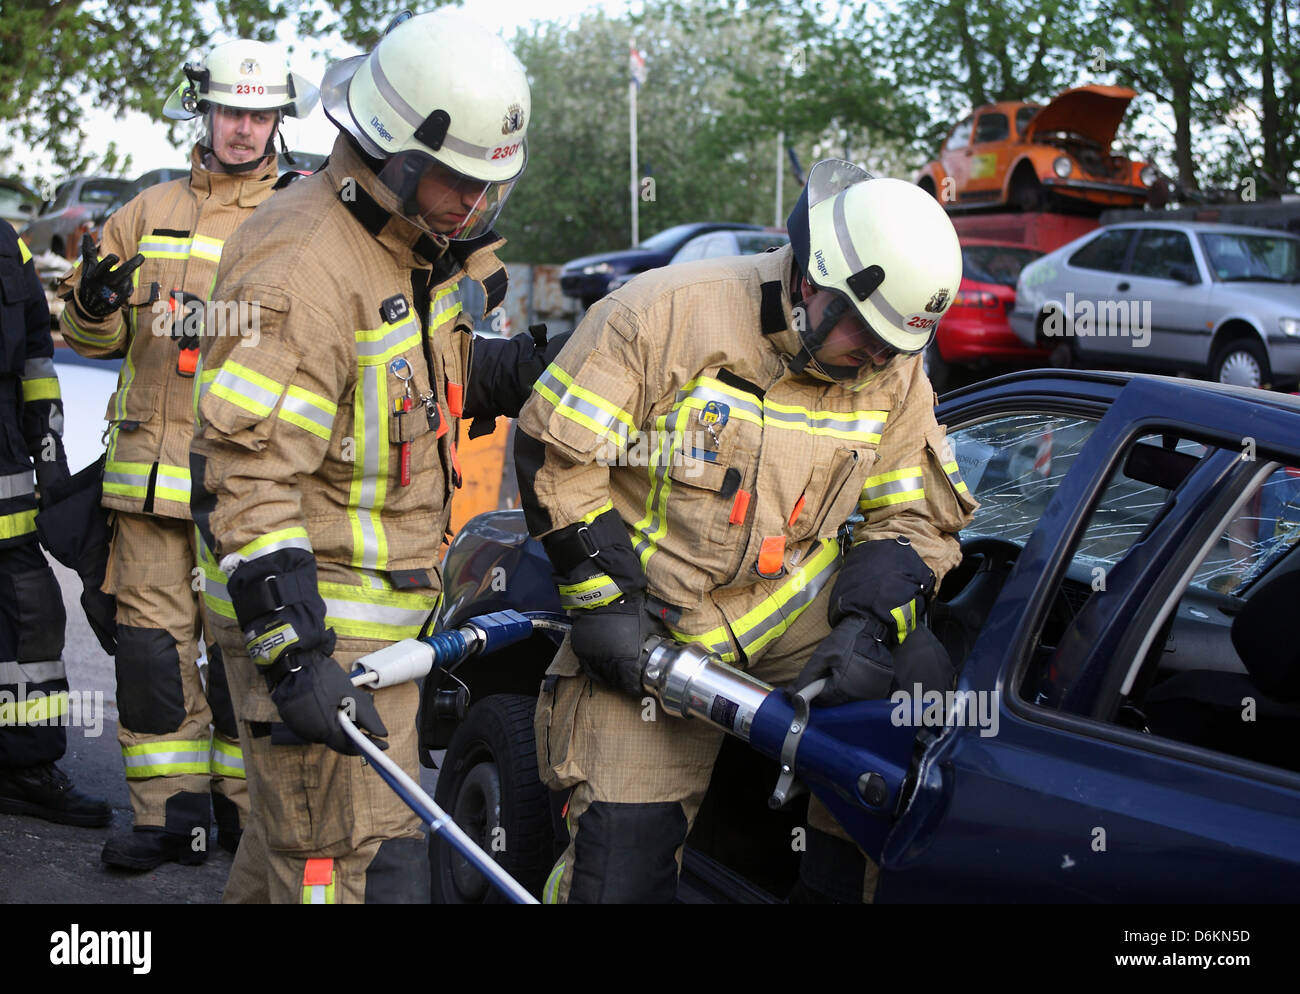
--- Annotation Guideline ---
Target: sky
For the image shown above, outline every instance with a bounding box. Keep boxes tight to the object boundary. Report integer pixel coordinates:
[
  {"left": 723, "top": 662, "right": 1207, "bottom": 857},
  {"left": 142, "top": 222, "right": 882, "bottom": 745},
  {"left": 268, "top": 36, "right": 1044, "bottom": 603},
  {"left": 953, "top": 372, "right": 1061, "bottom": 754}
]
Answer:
[{"left": 12, "top": 0, "right": 635, "bottom": 190}]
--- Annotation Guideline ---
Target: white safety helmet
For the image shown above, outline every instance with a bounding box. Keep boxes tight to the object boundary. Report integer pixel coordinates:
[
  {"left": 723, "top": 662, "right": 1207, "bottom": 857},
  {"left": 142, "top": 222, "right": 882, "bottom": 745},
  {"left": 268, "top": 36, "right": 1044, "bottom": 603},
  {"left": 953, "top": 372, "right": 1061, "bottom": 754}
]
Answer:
[
  {"left": 163, "top": 39, "right": 320, "bottom": 170},
  {"left": 787, "top": 160, "right": 962, "bottom": 378},
  {"left": 320, "top": 8, "right": 530, "bottom": 240}
]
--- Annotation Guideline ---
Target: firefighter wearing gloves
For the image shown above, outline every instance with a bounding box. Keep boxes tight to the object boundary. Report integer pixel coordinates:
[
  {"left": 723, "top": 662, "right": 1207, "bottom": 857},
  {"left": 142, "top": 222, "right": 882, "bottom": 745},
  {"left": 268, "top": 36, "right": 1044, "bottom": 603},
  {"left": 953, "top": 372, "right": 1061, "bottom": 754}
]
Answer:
[
  {"left": 56, "top": 40, "right": 319, "bottom": 870},
  {"left": 517, "top": 161, "right": 977, "bottom": 904},
  {"left": 0, "top": 226, "right": 113, "bottom": 828},
  {"left": 192, "top": 9, "right": 561, "bottom": 904}
]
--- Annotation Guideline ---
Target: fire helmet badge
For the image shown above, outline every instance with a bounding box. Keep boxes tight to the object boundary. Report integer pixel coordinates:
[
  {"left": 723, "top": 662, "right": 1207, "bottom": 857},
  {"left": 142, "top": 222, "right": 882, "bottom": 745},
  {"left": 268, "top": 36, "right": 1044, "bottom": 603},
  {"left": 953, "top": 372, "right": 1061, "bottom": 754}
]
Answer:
[
  {"left": 240, "top": 58, "right": 260, "bottom": 76},
  {"left": 502, "top": 104, "right": 525, "bottom": 135},
  {"left": 925, "top": 289, "right": 951, "bottom": 312}
]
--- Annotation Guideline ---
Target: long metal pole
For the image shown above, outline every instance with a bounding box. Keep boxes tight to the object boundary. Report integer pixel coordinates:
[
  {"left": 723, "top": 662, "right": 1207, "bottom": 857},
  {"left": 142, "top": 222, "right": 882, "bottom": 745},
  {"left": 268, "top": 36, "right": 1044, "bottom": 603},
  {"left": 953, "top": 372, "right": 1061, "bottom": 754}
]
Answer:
[
  {"left": 630, "top": 76, "right": 639, "bottom": 247},
  {"left": 775, "top": 129, "right": 784, "bottom": 227}
]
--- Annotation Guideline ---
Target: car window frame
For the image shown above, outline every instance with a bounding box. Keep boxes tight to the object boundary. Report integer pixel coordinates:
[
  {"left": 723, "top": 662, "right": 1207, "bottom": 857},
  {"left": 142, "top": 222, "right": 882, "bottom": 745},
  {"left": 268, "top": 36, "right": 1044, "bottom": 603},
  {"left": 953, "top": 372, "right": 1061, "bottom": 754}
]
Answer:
[
  {"left": 946, "top": 116, "right": 974, "bottom": 152},
  {"left": 1067, "top": 226, "right": 1138, "bottom": 274},
  {"left": 973, "top": 111, "right": 1010, "bottom": 145},
  {"left": 1126, "top": 227, "right": 1199, "bottom": 281}
]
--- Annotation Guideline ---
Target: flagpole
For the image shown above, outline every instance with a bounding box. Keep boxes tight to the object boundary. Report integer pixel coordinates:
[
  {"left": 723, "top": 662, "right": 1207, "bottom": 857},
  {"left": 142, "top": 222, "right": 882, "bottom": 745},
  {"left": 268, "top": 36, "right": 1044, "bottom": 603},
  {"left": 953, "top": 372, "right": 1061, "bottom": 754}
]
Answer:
[
  {"left": 775, "top": 129, "right": 784, "bottom": 227},
  {"left": 629, "top": 50, "right": 639, "bottom": 247}
]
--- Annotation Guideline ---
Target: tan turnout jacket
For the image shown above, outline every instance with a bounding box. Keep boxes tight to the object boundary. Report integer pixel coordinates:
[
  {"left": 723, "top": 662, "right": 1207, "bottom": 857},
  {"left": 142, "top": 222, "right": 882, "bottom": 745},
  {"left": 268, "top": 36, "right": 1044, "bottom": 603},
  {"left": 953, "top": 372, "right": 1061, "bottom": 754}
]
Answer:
[
  {"left": 59, "top": 146, "right": 278, "bottom": 519},
  {"left": 191, "top": 135, "right": 509, "bottom": 656},
  {"left": 518, "top": 245, "right": 977, "bottom": 662}
]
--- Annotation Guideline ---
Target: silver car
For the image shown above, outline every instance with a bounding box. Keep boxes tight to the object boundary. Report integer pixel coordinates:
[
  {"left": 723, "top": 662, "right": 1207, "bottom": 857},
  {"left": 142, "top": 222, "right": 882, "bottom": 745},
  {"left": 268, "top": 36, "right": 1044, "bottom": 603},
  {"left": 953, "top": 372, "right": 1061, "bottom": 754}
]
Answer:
[{"left": 1009, "top": 221, "right": 1300, "bottom": 389}]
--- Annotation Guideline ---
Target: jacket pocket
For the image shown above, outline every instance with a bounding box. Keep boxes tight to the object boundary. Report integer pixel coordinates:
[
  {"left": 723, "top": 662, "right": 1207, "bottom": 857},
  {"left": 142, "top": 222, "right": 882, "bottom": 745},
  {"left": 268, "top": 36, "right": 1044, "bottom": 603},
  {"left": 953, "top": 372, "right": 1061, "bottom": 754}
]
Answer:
[
  {"left": 790, "top": 447, "right": 878, "bottom": 542},
  {"left": 539, "top": 350, "right": 638, "bottom": 462},
  {"left": 535, "top": 647, "right": 587, "bottom": 790},
  {"left": 103, "top": 384, "right": 159, "bottom": 432},
  {"left": 924, "top": 425, "right": 979, "bottom": 533}
]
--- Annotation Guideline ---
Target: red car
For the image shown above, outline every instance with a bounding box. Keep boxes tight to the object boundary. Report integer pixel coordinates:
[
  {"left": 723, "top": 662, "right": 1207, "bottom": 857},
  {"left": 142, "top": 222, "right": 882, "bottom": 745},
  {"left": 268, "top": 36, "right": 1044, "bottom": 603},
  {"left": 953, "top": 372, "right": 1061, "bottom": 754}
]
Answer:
[{"left": 926, "top": 238, "right": 1048, "bottom": 391}]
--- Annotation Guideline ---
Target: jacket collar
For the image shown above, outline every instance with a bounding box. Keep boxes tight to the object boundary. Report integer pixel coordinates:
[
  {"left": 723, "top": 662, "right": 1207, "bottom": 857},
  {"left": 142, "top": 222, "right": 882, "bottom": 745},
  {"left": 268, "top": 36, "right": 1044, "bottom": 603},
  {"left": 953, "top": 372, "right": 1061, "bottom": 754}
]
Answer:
[{"left": 188, "top": 144, "right": 278, "bottom": 207}]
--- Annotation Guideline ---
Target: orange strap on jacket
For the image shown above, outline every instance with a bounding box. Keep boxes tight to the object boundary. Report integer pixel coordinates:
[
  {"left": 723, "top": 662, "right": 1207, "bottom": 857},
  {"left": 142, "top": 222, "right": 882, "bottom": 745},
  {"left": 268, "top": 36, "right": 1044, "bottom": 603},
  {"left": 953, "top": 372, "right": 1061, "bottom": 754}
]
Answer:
[
  {"left": 303, "top": 858, "right": 333, "bottom": 887},
  {"left": 446, "top": 382, "right": 464, "bottom": 418},
  {"left": 757, "top": 536, "right": 785, "bottom": 577},
  {"left": 729, "top": 489, "right": 751, "bottom": 525},
  {"left": 787, "top": 494, "right": 806, "bottom": 528}
]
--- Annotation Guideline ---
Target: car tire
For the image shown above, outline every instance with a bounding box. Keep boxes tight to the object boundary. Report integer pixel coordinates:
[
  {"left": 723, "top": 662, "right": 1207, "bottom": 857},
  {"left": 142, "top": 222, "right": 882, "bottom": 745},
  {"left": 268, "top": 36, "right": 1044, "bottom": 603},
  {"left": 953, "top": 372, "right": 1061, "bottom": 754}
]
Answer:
[
  {"left": 429, "top": 693, "right": 554, "bottom": 904},
  {"left": 1009, "top": 174, "right": 1046, "bottom": 212},
  {"left": 1210, "top": 338, "right": 1270, "bottom": 390}
]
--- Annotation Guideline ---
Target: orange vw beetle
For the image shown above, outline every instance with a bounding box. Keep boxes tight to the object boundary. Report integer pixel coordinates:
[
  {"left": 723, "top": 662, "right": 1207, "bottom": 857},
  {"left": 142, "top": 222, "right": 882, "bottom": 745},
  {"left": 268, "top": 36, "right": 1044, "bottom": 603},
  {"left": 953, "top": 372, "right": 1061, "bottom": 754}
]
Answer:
[{"left": 915, "top": 85, "right": 1161, "bottom": 213}]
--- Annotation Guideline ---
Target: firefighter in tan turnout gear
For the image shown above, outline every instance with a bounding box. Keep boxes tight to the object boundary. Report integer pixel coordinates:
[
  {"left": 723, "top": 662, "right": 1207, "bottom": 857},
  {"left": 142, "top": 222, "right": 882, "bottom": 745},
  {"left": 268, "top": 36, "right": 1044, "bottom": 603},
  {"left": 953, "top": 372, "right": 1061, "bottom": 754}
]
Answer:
[
  {"left": 517, "top": 161, "right": 978, "bottom": 903},
  {"left": 191, "top": 9, "right": 563, "bottom": 903},
  {"left": 58, "top": 40, "right": 320, "bottom": 870}
]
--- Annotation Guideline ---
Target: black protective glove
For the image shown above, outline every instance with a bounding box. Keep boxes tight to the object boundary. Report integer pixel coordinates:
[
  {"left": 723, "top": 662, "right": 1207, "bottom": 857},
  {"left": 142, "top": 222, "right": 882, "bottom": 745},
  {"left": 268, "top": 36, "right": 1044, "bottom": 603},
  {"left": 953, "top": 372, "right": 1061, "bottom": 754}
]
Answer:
[
  {"left": 268, "top": 647, "right": 389, "bottom": 755},
  {"left": 794, "top": 615, "right": 896, "bottom": 706},
  {"left": 828, "top": 537, "right": 936, "bottom": 643},
  {"left": 34, "top": 459, "right": 71, "bottom": 511},
  {"left": 570, "top": 596, "right": 658, "bottom": 698},
  {"left": 75, "top": 233, "right": 144, "bottom": 320}
]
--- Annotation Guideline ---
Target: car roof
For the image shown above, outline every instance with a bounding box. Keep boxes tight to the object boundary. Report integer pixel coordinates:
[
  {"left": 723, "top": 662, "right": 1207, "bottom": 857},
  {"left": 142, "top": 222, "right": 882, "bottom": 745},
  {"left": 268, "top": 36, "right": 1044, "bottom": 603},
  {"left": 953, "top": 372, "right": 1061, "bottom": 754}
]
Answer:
[{"left": 1104, "top": 219, "right": 1300, "bottom": 238}]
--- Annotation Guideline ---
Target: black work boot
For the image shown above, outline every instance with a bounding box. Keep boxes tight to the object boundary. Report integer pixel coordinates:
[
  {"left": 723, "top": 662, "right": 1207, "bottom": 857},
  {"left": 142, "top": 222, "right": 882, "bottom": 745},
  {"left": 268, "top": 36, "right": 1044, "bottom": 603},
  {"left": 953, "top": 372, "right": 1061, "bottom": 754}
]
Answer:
[
  {"left": 101, "top": 827, "right": 208, "bottom": 871},
  {"left": 0, "top": 762, "right": 112, "bottom": 827}
]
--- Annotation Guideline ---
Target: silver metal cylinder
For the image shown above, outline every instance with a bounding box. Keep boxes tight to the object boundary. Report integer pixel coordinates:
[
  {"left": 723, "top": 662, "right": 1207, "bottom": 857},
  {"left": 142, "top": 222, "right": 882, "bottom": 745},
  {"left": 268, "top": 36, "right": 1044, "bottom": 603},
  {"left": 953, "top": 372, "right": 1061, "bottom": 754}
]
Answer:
[{"left": 641, "top": 639, "right": 772, "bottom": 741}]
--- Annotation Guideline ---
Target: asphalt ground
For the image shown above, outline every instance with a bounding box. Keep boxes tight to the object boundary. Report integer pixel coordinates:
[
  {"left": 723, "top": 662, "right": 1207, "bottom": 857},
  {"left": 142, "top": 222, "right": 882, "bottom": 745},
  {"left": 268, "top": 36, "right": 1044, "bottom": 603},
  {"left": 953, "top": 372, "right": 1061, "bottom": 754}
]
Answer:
[{"left": 0, "top": 558, "right": 442, "bottom": 905}]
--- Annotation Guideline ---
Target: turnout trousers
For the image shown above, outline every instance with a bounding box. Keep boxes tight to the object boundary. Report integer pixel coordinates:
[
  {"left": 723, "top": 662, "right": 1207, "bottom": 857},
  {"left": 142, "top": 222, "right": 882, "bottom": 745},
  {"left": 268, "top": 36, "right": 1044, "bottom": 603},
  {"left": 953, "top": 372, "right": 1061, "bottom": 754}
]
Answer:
[
  {"left": 210, "top": 610, "right": 430, "bottom": 905},
  {"left": 104, "top": 511, "right": 246, "bottom": 843},
  {"left": 536, "top": 581, "right": 883, "bottom": 905}
]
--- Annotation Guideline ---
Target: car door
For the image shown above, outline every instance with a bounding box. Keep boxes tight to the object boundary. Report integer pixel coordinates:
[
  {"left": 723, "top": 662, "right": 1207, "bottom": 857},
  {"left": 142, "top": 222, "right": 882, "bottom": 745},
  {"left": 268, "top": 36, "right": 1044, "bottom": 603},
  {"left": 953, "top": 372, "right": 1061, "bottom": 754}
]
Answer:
[
  {"left": 939, "top": 116, "right": 975, "bottom": 199},
  {"left": 1111, "top": 227, "right": 1213, "bottom": 370},
  {"left": 1058, "top": 228, "right": 1137, "bottom": 362},
  {"left": 868, "top": 375, "right": 1300, "bottom": 901},
  {"left": 964, "top": 110, "right": 1012, "bottom": 200}
]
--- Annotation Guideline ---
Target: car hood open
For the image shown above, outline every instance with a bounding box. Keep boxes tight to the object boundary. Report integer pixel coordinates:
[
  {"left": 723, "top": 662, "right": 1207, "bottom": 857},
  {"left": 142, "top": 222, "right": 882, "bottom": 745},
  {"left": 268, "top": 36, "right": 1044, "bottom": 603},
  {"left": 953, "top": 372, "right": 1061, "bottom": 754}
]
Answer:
[{"left": 1024, "top": 85, "right": 1137, "bottom": 146}]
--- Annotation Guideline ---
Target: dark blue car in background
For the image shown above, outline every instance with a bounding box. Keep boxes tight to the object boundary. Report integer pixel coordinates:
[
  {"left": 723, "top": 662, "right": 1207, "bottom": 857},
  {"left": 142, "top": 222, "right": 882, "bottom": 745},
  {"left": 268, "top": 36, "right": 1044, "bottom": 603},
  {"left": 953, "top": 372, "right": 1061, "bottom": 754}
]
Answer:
[
  {"left": 559, "top": 221, "right": 764, "bottom": 308},
  {"left": 420, "top": 369, "right": 1300, "bottom": 902}
]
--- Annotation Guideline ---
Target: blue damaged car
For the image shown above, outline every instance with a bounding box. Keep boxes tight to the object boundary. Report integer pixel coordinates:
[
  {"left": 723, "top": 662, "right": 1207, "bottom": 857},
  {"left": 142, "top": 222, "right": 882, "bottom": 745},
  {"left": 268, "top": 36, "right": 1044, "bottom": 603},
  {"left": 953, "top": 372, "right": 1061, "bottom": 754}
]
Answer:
[{"left": 418, "top": 369, "right": 1300, "bottom": 903}]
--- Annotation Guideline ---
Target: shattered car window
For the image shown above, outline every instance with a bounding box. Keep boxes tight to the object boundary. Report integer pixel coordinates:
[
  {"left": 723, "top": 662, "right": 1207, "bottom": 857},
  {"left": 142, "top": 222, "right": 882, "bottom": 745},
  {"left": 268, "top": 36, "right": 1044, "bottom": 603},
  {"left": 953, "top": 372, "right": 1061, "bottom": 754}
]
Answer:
[{"left": 1194, "top": 465, "right": 1300, "bottom": 593}]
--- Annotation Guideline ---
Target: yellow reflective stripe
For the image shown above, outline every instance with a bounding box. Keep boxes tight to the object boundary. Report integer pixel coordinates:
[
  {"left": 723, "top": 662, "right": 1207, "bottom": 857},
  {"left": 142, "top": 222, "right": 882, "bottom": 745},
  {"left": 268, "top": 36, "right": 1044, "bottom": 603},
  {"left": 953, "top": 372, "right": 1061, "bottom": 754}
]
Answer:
[
  {"left": 302, "top": 872, "right": 336, "bottom": 904},
  {"left": 61, "top": 304, "right": 119, "bottom": 347},
  {"left": 729, "top": 537, "right": 841, "bottom": 657},
  {"left": 21, "top": 378, "right": 60, "bottom": 402},
  {"left": 18, "top": 238, "right": 31, "bottom": 264},
  {"left": 762, "top": 400, "right": 887, "bottom": 443},
  {"left": 631, "top": 407, "right": 690, "bottom": 570},
  {"left": 122, "top": 739, "right": 211, "bottom": 777},
  {"left": 190, "top": 233, "right": 224, "bottom": 263},
  {"left": 534, "top": 364, "right": 637, "bottom": 449},
  {"left": 153, "top": 463, "right": 190, "bottom": 504},
  {"left": 236, "top": 526, "right": 313, "bottom": 561},
  {"left": 319, "top": 581, "right": 436, "bottom": 641},
  {"left": 891, "top": 598, "right": 917, "bottom": 644},
  {"left": 0, "top": 690, "right": 68, "bottom": 724},
  {"left": 675, "top": 376, "right": 765, "bottom": 425},
  {"left": 356, "top": 312, "right": 419, "bottom": 366},
  {"left": 103, "top": 460, "right": 151, "bottom": 499},
  {"left": 198, "top": 544, "right": 236, "bottom": 619},
  {"left": 557, "top": 573, "right": 623, "bottom": 610},
  {"left": 210, "top": 737, "right": 245, "bottom": 778},
  {"left": 0, "top": 509, "right": 38, "bottom": 541},
  {"left": 138, "top": 235, "right": 191, "bottom": 259},
  {"left": 429, "top": 286, "right": 462, "bottom": 329},
  {"left": 941, "top": 460, "right": 970, "bottom": 495},
  {"left": 347, "top": 365, "right": 388, "bottom": 569},
  {"left": 859, "top": 467, "right": 925, "bottom": 510},
  {"left": 543, "top": 860, "right": 566, "bottom": 904},
  {"left": 279, "top": 385, "right": 338, "bottom": 441},
  {"left": 210, "top": 360, "right": 284, "bottom": 419}
]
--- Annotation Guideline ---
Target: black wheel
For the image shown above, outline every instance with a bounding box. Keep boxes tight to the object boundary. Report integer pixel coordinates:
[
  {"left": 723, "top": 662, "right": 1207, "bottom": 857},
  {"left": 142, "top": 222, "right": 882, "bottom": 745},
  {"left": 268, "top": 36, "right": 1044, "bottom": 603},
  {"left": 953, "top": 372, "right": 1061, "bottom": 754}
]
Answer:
[
  {"left": 1009, "top": 174, "right": 1046, "bottom": 212},
  {"left": 1209, "top": 337, "right": 1270, "bottom": 390},
  {"left": 429, "top": 693, "right": 555, "bottom": 903}
]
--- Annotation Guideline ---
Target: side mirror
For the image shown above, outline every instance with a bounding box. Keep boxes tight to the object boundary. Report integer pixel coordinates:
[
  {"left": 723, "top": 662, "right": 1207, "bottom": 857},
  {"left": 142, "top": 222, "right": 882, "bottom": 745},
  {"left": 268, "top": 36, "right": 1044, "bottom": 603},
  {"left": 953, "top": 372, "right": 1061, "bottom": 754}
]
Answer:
[
  {"left": 17, "top": 203, "right": 34, "bottom": 217},
  {"left": 1168, "top": 264, "right": 1200, "bottom": 284}
]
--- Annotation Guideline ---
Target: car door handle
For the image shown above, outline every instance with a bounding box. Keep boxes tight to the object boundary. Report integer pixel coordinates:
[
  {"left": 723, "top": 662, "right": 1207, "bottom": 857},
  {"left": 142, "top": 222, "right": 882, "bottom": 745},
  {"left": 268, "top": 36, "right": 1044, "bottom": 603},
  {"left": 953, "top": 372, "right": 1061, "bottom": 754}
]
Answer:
[{"left": 1117, "top": 282, "right": 1130, "bottom": 291}]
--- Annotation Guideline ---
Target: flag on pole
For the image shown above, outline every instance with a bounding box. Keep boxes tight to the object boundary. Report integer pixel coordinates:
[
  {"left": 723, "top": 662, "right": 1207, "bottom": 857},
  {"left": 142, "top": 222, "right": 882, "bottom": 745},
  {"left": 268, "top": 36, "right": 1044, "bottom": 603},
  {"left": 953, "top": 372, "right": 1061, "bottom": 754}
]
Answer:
[{"left": 629, "top": 42, "right": 647, "bottom": 87}]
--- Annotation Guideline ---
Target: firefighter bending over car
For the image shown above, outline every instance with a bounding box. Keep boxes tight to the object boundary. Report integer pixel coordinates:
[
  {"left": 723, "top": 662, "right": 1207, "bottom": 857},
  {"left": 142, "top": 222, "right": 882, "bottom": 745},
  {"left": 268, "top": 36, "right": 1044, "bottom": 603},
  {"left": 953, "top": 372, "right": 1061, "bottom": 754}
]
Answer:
[
  {"left": 190, "top": 9, "right": 566, "bottom": 903},
  {"left": 58, "top": 41, "right": 319, "bottom": 870},
  {"left": 517, "top": 161, "right": 978, "bottom": 903}
]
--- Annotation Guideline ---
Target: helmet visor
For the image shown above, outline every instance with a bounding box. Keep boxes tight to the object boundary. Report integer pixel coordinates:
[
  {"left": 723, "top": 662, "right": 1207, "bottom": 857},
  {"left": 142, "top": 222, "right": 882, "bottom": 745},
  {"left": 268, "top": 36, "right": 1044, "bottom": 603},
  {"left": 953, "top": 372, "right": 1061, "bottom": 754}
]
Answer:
[
  {"left": 799, "top": 288, "right": 900, "bottom": 379},
  {"left": 374, "top": 147, "right": 524, "bottom": 241},
  {"left": 805, "top": 158, "right": 873, "bottom": 211}
]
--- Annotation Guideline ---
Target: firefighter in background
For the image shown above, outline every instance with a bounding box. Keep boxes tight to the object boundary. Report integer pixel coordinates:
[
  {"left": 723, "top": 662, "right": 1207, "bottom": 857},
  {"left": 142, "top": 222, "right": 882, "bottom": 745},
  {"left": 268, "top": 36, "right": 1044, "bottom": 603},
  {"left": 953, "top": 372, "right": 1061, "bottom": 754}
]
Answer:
[
  {"left": 0, "top": 224, "right": 111, "bottom": 828},
  {"left": 57, "top": 41, "right": 319, "bottom": 870},
  {"left": 192, "top": 9, "right": 564, "bottom": 903},
  {"left": 516, "top": 162, "right": 977, "bottom": 903}
]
